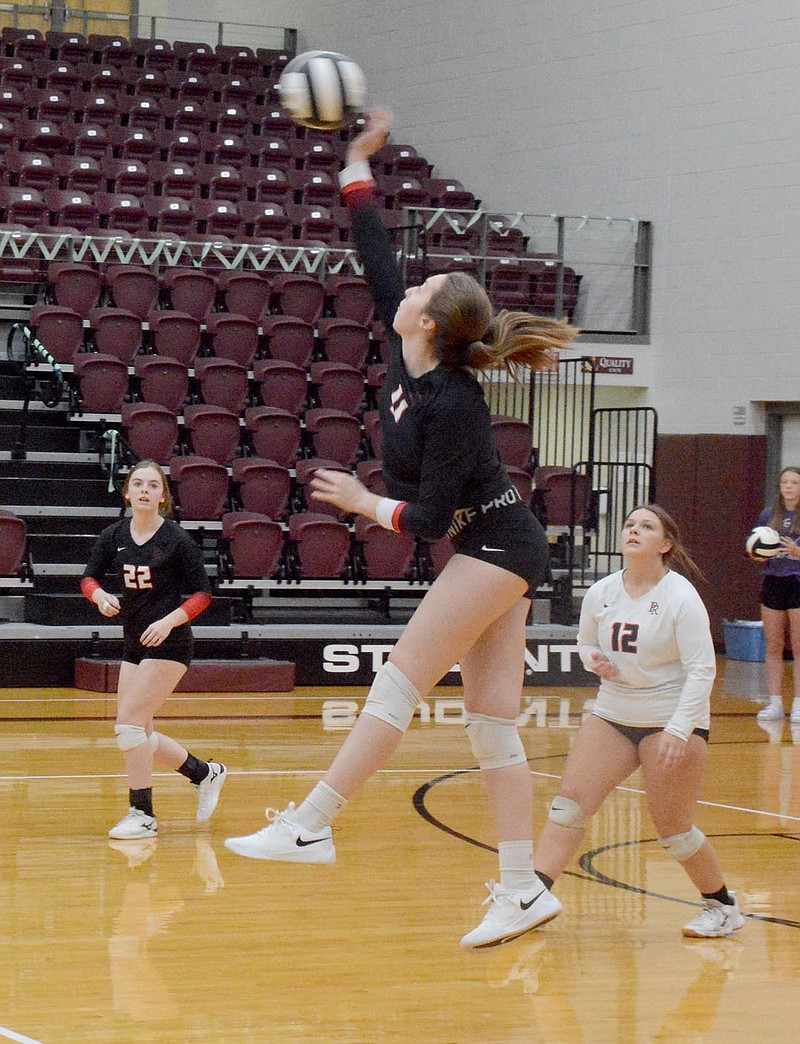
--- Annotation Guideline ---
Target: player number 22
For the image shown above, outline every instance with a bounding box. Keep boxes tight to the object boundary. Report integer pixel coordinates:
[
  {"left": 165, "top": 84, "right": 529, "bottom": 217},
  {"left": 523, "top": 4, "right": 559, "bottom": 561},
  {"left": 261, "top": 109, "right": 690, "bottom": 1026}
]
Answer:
[
  {"left": 610, "top": 622, "right": 638, "bottom": 653},
  {"left": 123, "top": 564, "right": 153, "bottom": 590}
]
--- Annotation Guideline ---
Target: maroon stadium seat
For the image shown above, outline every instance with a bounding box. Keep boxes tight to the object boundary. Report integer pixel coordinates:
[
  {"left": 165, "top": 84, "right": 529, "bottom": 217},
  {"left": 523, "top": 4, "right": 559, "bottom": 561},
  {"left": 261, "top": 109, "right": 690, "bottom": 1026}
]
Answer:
[
  {"left": 183, "top": 403, "right": 241, "bottom": 464},
  {"left": 490, "top": 415, "right": 535, "bottom": 473},
  {"left": 134, "top": 354, "right": 189, "bottom": 412},
  {"left": 147, "top": 311, "right": 201, "bottom": 366},
  {"left": 221, "top": 511, "right": 284, "bottom": 579},
  {"left": 259, "top": 315, "right": 314, "bottom": 368},
  {"left": 73, "top": 353, "right": 129, "bottom": 413},
  {"left": 205, "top": 313, "right": 259, "bottom": 368},
  {"left": 169, "top": 455, "right": 230, "bottom": 521},
  {"left": 194, "top": 357, "right": 249, "bottom": 414},
  {"left": 253, "top": 359, "right": 308, "bottom": 415},
  {"left": 309, "top": 361, "right": 365, "bottom": 416},
  {"left": 46, "top": 262, "right": 101, "bottom": 315},
  {"left": 121, "top": 402, "right": 179, "bottom": 464},
  {"left": 244, "top": 405, "right": 300, "bottom": 467},
  {"left": 304, "top": 408, "right": 362, "bottom": 467},
  {"left": 288, "top": 511, "right": 351, "bottom": 579},
  {"left": 355, "top": 516, "right": 416, "bottom": 581},
  {"left": 231, "top": 457, "right": 291, "bottom": 519},
  {"left": 105, "top": 266, "right": 159, "bottom": 318}
]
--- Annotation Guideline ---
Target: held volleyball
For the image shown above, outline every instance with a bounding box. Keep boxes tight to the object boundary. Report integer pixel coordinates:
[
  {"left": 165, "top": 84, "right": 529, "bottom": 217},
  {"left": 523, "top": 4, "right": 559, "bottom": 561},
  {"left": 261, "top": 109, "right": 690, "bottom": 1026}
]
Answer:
[
  {"left": 745, "top": 525, "right": 782, "bottom": 561},
  {"left": 278, "top": 50, "right": 366, "bottom": 130}
]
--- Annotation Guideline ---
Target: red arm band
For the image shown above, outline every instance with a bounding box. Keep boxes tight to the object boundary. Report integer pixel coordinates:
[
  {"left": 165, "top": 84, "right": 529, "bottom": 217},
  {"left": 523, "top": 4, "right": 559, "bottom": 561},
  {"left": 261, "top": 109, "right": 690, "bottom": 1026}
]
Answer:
[
  {"left": 180, "top": 591, "right": 212, "bottom": 621},
  {"left": 341, "top": 180, "right": 378, "bottom": 208},
  {"left": 81, "top": 577, "right": 101, "bottom": 602},
  {"left": 391, "top": 502, "right": 407, "bottom": 532}
]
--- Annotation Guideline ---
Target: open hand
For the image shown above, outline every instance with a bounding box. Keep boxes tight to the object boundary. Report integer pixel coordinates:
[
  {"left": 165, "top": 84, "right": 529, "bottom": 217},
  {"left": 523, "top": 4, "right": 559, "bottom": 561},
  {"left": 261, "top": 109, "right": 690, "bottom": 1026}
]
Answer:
[{"left": 346, "top": 108, "right": 393, "bottom": 163}]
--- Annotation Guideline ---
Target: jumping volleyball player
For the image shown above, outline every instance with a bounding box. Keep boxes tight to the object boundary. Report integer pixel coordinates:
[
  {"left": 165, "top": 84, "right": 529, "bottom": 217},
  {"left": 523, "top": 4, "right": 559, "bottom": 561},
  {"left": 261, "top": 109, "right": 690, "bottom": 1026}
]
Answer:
[
  {"left": 225, "top": 109, "right": 579, "bottom": 949},
  {"left": 533, "top": 505, "right": 745, "bottom": 938},
  {"left": 81, "top": 460, "right": 226, "bottom": 840}
]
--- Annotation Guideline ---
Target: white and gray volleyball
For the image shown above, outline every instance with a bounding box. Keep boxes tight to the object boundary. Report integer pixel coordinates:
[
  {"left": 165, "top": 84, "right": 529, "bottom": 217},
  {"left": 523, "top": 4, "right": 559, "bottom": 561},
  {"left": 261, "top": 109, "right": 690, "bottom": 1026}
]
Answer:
[
  {"left": 278, "top": 50, "right": 366, "bottom": 130},
  {"left": 745, "top": 525, "right": 782, "bottom": 561}
]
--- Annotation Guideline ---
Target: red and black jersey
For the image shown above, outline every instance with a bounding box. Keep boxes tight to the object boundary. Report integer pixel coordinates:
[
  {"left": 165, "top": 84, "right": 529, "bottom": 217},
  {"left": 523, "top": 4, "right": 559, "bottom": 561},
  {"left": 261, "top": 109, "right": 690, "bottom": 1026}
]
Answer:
[
  {"left": 350, "top": 199, "right": 512, "bottom": 541},
  {"left": 82, "top": 517, "right": 211, "bottom": 637}
]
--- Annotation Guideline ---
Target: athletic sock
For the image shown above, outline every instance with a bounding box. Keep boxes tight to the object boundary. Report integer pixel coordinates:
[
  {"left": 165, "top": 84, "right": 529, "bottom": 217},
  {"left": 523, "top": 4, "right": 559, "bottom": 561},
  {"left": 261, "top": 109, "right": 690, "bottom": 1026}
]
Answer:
[
  {"left": 768, "top": 696, "right": 784, "bottom": 710},
  {"left": 702, "top": 885, "right": 734, "bottom": 906},
  {"left": 498, "top": 840, "right": 539, "bottom": 891},
  {"left": 295, "top": 781, "right": 347, "bottom": 832},
  {"left": 178, "top": 753, "right": 209, "bottom": 785},
  {"left": 537, "top": 871, "right": 555, "bottom": 892},
  {"left": 130, "top": 787, "right": 154, "bottom": 817}
]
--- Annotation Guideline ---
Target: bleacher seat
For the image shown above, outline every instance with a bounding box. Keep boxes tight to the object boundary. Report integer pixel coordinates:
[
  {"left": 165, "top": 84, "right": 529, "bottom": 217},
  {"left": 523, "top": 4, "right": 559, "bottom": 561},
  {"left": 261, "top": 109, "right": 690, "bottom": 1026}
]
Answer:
[
  {"left": 46, "top": 262, "right": 101, "bottom": 315},
  {"left": 105, "top": 266, "right": 159, "bottom": 318},
  {"left": 147, "top": 310, "right": 201, "bottom": 366},
  {"left": 28, "top": 304, "right": 84, "bottom": 363},
  {"left": 88, "top": 307, "right": 143, "bottom": 365},
  {"left": 310, "top": 361, "right": 364, "bottom": 415},
  {"left": 317, "top": 318, "right": 371, "bottom": 370},
  {"left": 324, "top": 275, "right": 374, "bottom": 324},
  {"left": 244, "top": 405, "right": 300, "bottom": 466},
  {"left": 288, "top": 511, "right": 351, "bottom": 579},
  {"left": 194, "top": 356, "right": 249, "bottom": 413},
  {"left": 355, "top": 516, "right": 416, "bottom": 581},
  {"left": 304, "top": 408, "right": 361, "bottom": 467},
  {"left": 169, "top": 454, "right": 229, "bottom": 520},
  {"left": 490, "top": 415, "right": 535, "bottom": 472},
  {"left": 218, "top": 271, "right": 271, "bottom": 321},
  {"left": 183, "top": 403, "right": 241, "bottom": 464},
  {"left": 253, "top": 358, "right": 307, "bottom": 415},
  {"left": 134, "top": 354, "right": 189, "bottom": 412},
  {"left": 220, "top": 510, "right": 284, "bottom": 579},
  {"left": 205, "top": 312, "right": 259, "bottom": 368},
  {"left": 5, "top": 151, "right": 56, "bottom": 192},
  {"left": 121, "top": 402, "right": 180, "bottom": 464},
  {"left": 231, "top": 457, "right": 291, "bottom": 519},
  {"left": 161, "top": 269, "right": 216, "bottom": 319},
  {"left": 259, "top": 315, "right": 314, "bottom": 368},
  {"left": 73, "top": 352, "right": 129, "bottom": 413}
]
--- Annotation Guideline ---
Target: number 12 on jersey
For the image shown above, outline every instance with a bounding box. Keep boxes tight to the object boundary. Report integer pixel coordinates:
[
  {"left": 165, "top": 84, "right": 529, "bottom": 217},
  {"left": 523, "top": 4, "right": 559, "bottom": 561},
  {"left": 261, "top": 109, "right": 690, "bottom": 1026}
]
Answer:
[{"left": 610, "top": 621, "right": 638, "bottom": 653}]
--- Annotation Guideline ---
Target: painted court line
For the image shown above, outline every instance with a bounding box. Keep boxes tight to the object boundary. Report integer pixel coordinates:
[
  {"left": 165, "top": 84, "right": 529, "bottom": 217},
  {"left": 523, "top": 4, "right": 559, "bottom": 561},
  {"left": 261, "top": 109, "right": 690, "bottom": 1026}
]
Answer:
[
  {"left": 0, "top": 767, "right": 797, "bottom": 823},
  {"left": 0, "top": 1025, "right": 44, "bottom": 1044}
]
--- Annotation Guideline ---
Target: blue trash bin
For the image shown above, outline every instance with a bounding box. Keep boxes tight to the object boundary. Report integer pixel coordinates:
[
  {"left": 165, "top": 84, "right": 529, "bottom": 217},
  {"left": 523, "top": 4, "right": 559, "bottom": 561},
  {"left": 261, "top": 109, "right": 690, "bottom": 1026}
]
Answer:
[{"left": 723, "top": 620, "right": 766, "bottom": 662}]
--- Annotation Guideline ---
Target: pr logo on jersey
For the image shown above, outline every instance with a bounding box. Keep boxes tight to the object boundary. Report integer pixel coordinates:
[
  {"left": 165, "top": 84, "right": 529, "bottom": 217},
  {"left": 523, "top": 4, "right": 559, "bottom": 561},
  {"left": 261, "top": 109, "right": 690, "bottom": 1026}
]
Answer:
[{"left": 389, "top": 384, "right": 408, "bottom": 423}]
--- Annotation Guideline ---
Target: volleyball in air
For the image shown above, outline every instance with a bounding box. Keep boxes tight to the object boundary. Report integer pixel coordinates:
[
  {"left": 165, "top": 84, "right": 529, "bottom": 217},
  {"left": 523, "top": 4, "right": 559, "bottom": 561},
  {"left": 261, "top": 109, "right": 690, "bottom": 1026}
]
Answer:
[
  {"left": 278, "top": 50, "right": 366, "bottom": 130},
  {"left": 745, "top": 526, "right": 782, "bottom": 561}
]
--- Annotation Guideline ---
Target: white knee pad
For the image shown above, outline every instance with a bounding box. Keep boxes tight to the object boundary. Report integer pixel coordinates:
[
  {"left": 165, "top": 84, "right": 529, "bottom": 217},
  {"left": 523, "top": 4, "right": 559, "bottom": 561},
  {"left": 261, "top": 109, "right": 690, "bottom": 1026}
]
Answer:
[
  {"left": 361, "top": 661, "right": 421, "bottom": 734},
  {"left": 115, "top": 723, "right": 149, "bottom": 752},
  {"left": 548, "top": 796, "right": 586, "bottom": 830},
  {"left": 465, "top": 713, "right": 526, "bottom": 770},
  {"left": 659, "top": 826, "right": 705, "bottom": 862}
]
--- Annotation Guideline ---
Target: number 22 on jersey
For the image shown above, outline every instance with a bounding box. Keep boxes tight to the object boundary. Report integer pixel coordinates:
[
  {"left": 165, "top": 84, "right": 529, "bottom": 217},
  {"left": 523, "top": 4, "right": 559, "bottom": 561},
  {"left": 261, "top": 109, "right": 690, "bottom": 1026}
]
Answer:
[{"left": 123, "top": 564, "right": 153, "bottom": 589}]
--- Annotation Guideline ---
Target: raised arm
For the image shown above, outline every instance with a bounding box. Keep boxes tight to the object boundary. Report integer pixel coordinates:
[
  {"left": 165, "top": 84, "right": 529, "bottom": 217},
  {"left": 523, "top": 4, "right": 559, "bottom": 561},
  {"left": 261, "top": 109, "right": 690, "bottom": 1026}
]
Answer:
[{"left": 339, "top": 109, "right": 406, "bottom": 329}]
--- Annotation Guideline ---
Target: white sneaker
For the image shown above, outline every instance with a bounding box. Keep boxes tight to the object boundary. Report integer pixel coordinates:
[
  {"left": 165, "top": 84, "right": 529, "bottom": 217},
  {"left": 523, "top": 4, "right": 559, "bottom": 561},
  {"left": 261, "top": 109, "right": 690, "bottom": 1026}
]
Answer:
[
  {"left": 108, "top": 807, "right": 158, "bottom": 840},
  {"left": 223, "top": 802, "right": 336, "bottom": 864},
  {"left": 460, "top": 880, "right": 562, "bottom": 949},
  {"left": 682, "top": 893, "right": 745, "bottom": 938},
  {"left": 195, "top": 761, "right": 227, "bottom": 822},
  {"left": 790, "top": 706, "right": 800, "bottom": 724},
  {"left": 756, "top": 718, "right": 784, "bottom": 743},
  {"left": 757, "top": 704, "right": 785, "bottom": 721}
]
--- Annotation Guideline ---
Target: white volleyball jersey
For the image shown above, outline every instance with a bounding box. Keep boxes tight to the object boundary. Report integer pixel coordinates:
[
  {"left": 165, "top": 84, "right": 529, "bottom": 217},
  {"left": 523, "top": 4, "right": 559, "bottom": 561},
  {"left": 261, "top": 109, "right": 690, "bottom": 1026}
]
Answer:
[{"left": 577, "top": 569, "right": 716, "bottom": 741}]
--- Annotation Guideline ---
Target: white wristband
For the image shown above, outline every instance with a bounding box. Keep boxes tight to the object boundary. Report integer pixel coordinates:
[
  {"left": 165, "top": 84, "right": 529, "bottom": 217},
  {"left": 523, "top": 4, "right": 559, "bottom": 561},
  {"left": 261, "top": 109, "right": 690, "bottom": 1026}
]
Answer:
[
  {"left": 375, "top": 497, "right": 404, "bottom": 531},
  {"left": 339, "top": 160, "right": 374, "bottom": 190}
]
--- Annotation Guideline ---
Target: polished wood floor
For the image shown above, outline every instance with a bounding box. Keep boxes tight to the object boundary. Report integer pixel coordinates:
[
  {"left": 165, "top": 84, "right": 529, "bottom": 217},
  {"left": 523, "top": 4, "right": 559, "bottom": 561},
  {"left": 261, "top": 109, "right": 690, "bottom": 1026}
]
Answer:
[{"left": 0, "top": 656, "right": 798, "bottom": 1043}]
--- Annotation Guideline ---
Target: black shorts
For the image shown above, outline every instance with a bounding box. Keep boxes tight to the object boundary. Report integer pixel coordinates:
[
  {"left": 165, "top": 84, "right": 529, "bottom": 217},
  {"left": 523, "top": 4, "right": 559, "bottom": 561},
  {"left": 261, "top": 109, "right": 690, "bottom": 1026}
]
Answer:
[
  {"left": 122, "top": 628, "right": 194, "bottom": 668},
  {"left": 761, "top": 574, "right": 800, "bottom": 611},
  {"left": 451, "top": 502, "right": 549, "bottom": 600},
  {"left": 603, "top": 719, "right": 710, "bottom": 747}
]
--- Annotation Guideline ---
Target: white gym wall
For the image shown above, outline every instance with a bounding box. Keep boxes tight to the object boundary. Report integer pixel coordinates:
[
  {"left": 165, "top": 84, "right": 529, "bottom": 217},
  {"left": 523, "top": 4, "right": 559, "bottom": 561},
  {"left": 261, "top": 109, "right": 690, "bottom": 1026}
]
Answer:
[{"left": 146, "top": 0, "right": 800, "bottom": 436}]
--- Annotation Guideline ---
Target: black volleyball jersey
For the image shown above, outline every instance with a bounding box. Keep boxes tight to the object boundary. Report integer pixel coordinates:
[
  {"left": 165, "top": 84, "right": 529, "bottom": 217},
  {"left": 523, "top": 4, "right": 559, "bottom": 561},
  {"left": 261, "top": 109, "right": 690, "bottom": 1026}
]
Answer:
[
  {"left": 83, "top": 517, "right": 211, "bottom": 636},
  {"left": 351, "top": 202, "right": 513, "bottom": 541}
]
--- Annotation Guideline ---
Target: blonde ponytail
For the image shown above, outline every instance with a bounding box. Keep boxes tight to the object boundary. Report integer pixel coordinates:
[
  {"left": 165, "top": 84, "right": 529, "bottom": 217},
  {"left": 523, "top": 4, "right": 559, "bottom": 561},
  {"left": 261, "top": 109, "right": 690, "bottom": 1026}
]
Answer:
[{"left": 425, "top": 271, "right": 579, "bottom": 375}]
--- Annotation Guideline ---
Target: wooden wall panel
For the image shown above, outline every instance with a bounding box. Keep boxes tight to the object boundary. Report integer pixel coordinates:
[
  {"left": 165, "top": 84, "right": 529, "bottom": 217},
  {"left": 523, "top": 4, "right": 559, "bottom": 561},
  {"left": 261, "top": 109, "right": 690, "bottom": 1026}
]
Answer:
[{"left": 656, "top": 435, "right": 766, "bottom": 643}]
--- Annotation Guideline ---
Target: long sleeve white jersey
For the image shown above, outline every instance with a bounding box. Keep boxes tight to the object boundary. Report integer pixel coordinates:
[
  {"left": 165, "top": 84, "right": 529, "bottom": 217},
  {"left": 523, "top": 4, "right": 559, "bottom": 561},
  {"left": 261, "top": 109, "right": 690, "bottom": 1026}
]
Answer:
[{"left": 577, "top": 570, "right": 716, "bottom": 741}]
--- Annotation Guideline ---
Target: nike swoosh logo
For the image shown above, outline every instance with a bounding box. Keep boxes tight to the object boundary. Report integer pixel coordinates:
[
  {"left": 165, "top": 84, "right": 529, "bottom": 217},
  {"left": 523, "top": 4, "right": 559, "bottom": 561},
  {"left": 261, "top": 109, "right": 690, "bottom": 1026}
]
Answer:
[
  {"left": 117, "top": 546, "right": 126, "bottom": 551},
  {"left": 481, "top": 545, "right": 504, "bottom": 552},
  {"left": 296, "top": 836, "right": 327, "bottom": 847},
  {"left": 520, "top": 892, "right": 545, "bottom": 911}
]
